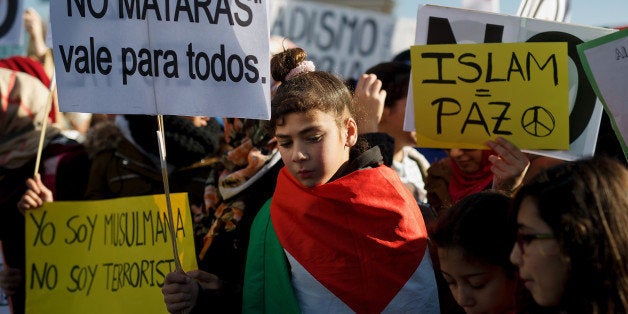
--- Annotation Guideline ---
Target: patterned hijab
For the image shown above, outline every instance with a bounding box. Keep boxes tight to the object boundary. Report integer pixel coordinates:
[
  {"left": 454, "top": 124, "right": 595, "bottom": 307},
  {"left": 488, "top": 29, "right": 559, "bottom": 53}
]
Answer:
[{"left": 0, "top": 68, "right": 59, "bottom": 170}]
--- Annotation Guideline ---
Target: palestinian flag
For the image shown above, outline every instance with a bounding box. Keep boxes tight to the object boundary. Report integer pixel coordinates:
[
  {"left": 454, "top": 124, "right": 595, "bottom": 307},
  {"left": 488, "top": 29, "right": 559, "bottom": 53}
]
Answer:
[{"left": 269, "top": 166, "right": 439, "bottom": 313}]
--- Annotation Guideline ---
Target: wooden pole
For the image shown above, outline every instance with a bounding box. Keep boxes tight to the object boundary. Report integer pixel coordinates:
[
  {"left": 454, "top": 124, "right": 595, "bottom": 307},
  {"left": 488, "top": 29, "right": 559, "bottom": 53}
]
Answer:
[
  {"left": 33, "top": 73, "right": 56, "bottom": 177},
  {"left": 156, "top": 114, "right": 183, "bottom": 272}
]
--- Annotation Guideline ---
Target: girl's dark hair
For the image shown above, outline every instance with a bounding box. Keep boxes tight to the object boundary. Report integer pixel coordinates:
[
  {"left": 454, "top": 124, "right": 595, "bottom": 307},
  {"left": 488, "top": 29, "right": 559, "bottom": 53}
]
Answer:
[
  {"left": 512, "top": 156, "right": 628, "bottom": 313},
  {"left": 430, "top": 190, "right": 517, "bottom": 277},
  {"left": 269, "top": 48, "right": 354, "bottom": 134}
]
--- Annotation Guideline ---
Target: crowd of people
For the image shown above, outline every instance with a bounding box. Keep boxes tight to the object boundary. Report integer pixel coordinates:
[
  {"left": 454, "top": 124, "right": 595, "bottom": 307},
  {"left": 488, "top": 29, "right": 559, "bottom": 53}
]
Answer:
[{"left": 1, "top": 7, "right": 628, "bottom": 314}]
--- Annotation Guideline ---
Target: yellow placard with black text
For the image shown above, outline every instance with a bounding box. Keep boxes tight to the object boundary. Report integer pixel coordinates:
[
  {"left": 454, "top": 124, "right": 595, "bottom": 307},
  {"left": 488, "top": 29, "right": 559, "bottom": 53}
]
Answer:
[
  {"left": 410, "top": 42, "right": 569, "bottom": 149},
  {"left": 25, "top": 193, "right": 197, "bottom": 314}
]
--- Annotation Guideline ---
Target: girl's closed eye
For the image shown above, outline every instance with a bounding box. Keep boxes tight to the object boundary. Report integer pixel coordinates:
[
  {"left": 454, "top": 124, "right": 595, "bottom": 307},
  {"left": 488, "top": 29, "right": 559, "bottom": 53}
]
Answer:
[
  {"left": 278, "top": 140, "right": 292, "bottom": 148},
  {"left": 307, "top": 134, "right": 323, "bottom": 143},
  {"left": 468, "top": 278, "right": 488, "bottom": 289}
]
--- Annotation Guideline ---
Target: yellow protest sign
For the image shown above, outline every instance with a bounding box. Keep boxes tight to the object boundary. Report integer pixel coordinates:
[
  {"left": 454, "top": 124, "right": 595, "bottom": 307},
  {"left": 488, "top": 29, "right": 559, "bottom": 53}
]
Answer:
[
  {"left": 25, "top": 193, "right": 197, "bottom": 314},
  {"left": 410, "top": 42, "right": 569, "bottom": 149}
]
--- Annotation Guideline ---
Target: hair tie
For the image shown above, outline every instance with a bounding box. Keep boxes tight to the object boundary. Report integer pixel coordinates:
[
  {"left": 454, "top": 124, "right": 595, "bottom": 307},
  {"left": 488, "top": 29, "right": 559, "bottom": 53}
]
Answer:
[{"left": 285, "top": 60, "right": 315, "bottom": 80}]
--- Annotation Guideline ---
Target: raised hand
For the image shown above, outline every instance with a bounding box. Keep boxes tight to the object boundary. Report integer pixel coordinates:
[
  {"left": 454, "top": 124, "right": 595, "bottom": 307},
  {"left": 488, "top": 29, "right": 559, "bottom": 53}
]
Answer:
[
  {"left": 486, "top": 137, "right": 530, "bottom": 193},
  {"left": 23, "top": 8, "right": 48, "bottom": 58},
  {"left": 353, "top": 73, "right": 386, "bottom": 133}
]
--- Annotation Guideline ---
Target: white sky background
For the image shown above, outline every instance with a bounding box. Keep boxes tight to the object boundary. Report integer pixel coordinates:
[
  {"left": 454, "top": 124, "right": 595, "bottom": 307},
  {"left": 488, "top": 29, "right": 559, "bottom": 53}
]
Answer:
[{"left": 394, "top": 0, "right": 628, "bottom": 28}]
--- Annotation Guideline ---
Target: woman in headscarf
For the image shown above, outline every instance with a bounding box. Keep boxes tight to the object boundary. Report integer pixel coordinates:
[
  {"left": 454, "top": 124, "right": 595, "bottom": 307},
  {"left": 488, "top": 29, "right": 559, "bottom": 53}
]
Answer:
[{"left": 425, "top": 138, "right": 530, "bottom": 212}]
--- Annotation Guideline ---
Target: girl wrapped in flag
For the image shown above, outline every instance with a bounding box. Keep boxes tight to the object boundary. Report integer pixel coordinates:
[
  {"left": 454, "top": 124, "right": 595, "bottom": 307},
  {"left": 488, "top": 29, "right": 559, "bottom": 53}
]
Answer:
[{"left": 242, "top": 48, "right": 440, "bottom": 313}]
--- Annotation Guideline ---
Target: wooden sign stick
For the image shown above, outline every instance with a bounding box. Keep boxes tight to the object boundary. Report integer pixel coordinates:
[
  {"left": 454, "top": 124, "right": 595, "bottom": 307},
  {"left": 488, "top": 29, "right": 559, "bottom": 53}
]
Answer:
[
  {"left": 156, "top": 114, "right": 183, "bottom": 272},
  {"left": 33, "top": 72, "right": 56, "bottom": 177}
]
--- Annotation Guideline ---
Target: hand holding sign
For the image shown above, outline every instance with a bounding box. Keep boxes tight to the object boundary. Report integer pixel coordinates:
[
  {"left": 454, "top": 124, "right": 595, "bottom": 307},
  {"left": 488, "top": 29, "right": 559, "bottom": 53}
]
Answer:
[
  {"left": 162, "top": 270, "right": 222, "bottom": 313},
  {"left": 162, "top": 271, "right": 199, "bottom": 314},
  {"left": 17, "top": 174, "right": 53, "bottom": 214},
  {"left": 486, "top": 137, "right": 530, "bottom": 193}
]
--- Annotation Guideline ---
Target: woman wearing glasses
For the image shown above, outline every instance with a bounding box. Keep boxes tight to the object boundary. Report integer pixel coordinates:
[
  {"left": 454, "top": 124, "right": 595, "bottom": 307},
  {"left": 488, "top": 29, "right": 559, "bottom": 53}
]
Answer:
[{"left": 510, "top": 156, "right": 628, "bottom": 313}]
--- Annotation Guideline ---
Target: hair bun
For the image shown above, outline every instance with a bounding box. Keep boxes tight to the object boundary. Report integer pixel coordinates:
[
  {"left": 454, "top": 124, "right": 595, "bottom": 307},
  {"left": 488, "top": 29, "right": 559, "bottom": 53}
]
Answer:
[{"left": 271, "top": 47, "right": 308, "bottom": 83}]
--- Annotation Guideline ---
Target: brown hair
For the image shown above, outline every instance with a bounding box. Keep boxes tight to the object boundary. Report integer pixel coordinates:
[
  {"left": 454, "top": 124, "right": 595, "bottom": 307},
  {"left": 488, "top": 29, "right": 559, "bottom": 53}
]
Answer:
[
  {"left": 513, "top": 156, "right": 628, "bottom": 313},
  {"left": 269, "top": 48, "right": 354, "bottom": 134}
]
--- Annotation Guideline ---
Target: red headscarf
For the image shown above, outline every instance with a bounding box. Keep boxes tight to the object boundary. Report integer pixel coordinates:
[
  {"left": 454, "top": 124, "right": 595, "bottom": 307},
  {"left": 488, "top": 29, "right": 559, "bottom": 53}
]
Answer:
[
  {"left": 448, "top": 150, "right": 494, "bottom": 203},
  {"left": 0, "top": 56, "right": 56, "bottom": 122}
]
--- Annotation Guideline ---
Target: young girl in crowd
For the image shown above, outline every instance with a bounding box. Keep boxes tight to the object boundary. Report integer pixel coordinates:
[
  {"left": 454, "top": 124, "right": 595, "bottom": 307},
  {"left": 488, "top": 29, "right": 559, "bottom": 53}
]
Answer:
[
  {"left": 241, "top": 48, "right": 440, "bottom": 313},
  {"left": 431, "top": 191, "right": 518, "bottom": 314},
  {"left": 510, "top": 156, "right": 628, "bottom": 313}
]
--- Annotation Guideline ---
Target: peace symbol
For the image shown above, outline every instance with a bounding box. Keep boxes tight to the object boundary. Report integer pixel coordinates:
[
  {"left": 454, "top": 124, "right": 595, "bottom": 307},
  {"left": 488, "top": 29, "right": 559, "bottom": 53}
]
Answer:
[{"left": 521, "top": 106, "right": 555, "bottom": 137}]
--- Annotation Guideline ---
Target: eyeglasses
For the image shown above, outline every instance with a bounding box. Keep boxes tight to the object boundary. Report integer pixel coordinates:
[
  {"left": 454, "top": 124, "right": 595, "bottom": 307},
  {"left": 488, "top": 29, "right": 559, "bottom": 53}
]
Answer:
[{"left": 515, "top": 233, "right": 555, "bottom": 253}]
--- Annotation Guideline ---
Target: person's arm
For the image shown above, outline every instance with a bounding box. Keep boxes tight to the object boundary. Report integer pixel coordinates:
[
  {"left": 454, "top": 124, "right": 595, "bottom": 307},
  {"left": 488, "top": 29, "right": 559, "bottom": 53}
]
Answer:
[
  {"left": 486, "top": 137, "right": 530, "bottom": 194},
  {"left": 353, "top": 73, "right": 394, "bottom": 166},
  {"left": 17, "top": 174, "right": 53, "bottom": 214},
  {"left": 23, "top": 8, "right": 49, "bottom": 61}
]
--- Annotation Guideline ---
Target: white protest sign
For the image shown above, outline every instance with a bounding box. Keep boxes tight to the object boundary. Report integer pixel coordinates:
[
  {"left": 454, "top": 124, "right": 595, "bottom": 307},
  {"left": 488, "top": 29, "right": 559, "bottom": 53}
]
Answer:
[
  {"left": 390, "top": 17, "right": 417, "bottom": 58},
  {"left": 404, "top": 5, "right": 615, "bottom": 161},
  {"left": 52, "top": 0, "right": 271, "bottom": 119},
  {"left": 0, "top": 0, "right": 24, "bottom": 45},
  {"left": 578, "top": 29, "right": 628, "bottom": 161},
  {"left": 269, "top": 0, "right": 403, "bottom": 79}
]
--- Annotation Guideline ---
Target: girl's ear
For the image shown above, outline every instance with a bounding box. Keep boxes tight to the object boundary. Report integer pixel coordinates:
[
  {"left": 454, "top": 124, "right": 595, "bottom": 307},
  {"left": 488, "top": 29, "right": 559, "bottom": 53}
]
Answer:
[{"left": 345, "top": 117, "right": 358, "bottom": 147}]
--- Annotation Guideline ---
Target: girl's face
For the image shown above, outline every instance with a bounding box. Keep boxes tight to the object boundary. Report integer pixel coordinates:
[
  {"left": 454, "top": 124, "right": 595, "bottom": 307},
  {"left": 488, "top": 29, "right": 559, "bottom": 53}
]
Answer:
[
  {"left": 438, "top": 247, "right": 516, "bottom": 314},
  {"left": 447, "top": 149, "right": 484, "bottom": 173},
  {"left": 275, "top": 109, "right": 356, "bottom": 188},
  {"left": 510, "top": 197, "right": 570, "bottom": 307}
]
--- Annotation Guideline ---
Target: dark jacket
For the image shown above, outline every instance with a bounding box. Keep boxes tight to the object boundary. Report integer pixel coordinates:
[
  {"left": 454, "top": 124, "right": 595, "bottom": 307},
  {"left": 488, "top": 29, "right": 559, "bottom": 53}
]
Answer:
[
  {"left": 84, "top": 121, "right": 215, "bottom": 207},
  {"left": 0, "top": 135, "right": 89, "bottom": 314}
]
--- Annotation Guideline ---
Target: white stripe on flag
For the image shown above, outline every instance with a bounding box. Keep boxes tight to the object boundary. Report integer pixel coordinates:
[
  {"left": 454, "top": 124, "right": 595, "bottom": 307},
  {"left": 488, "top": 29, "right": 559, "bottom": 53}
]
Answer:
[{"left": 286, "top": 248, "right": 440, "bottom": 313}]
